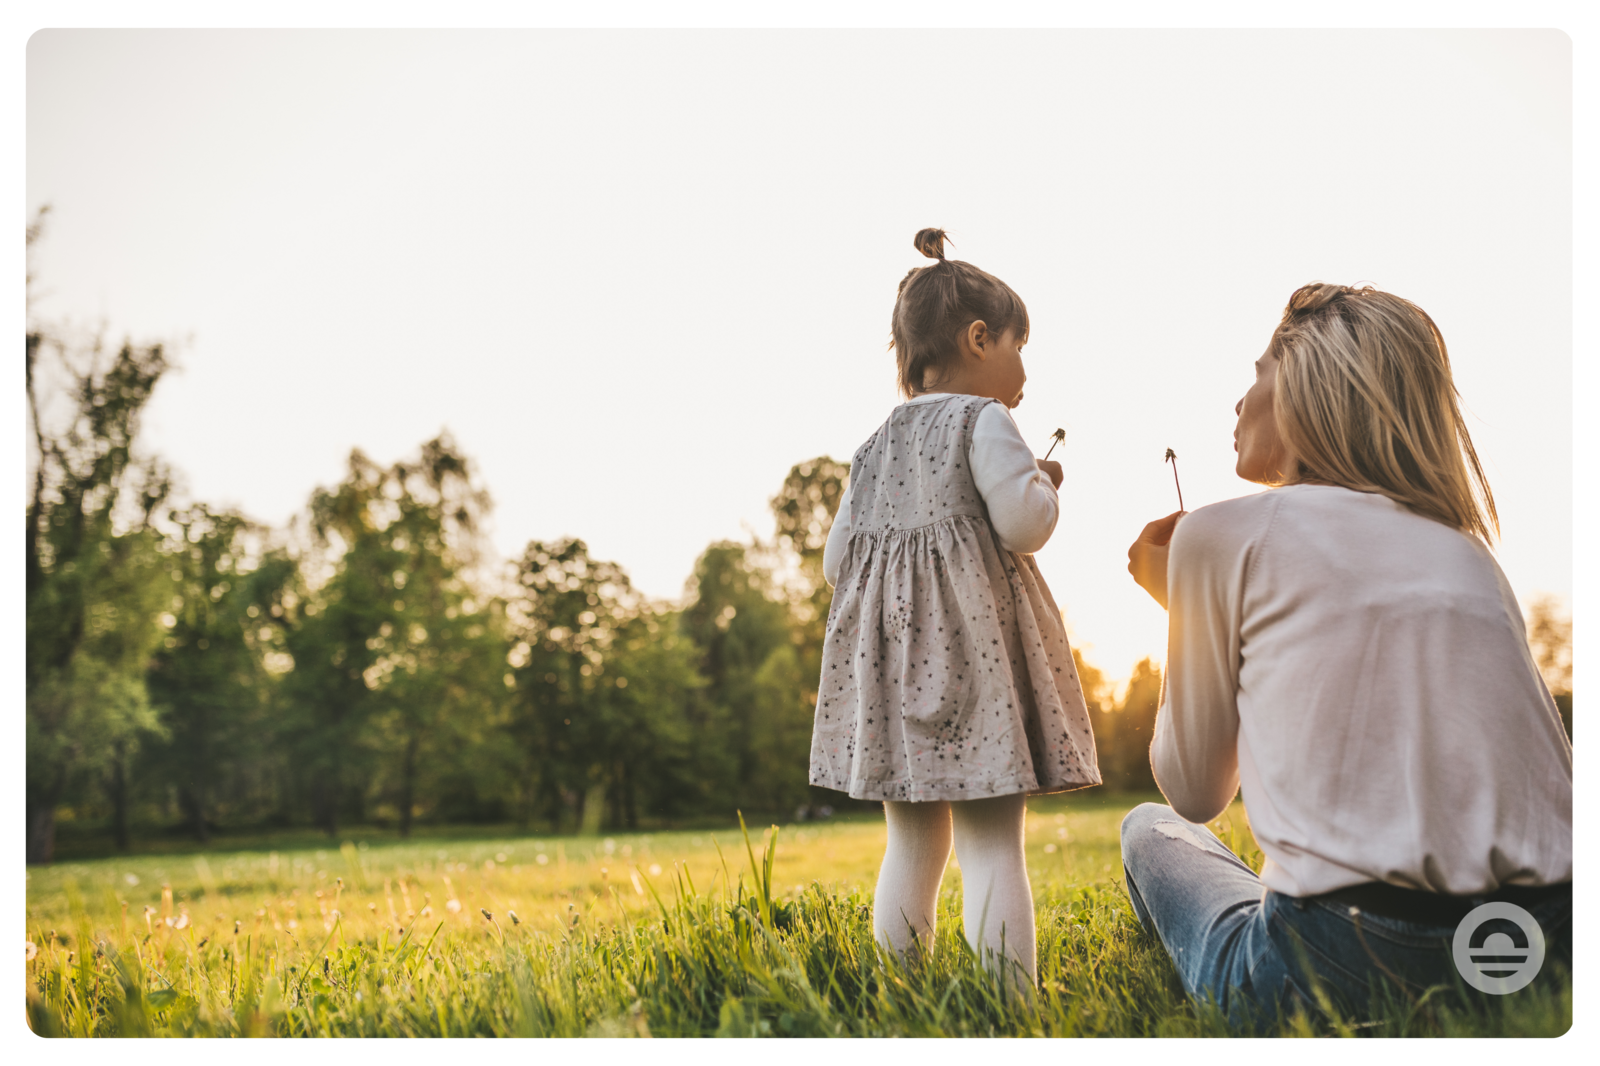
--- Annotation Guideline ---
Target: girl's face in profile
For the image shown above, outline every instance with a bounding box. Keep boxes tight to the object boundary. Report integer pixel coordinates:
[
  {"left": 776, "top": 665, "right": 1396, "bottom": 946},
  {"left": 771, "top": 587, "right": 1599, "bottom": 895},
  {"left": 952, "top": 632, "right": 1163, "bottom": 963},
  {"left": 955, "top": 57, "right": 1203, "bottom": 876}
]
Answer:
[
  {"left": 979, "top": 325, "right": 1029, "bottom": 409},
  {"left": 1235, "top": 347, "right": 1293, "bottom": 484},
  {"left": 966, "top": 321, "right": 1030, "bottom": 404},
  {"left": 922, "top": 321, "right": 1028, "bottom": 407}
]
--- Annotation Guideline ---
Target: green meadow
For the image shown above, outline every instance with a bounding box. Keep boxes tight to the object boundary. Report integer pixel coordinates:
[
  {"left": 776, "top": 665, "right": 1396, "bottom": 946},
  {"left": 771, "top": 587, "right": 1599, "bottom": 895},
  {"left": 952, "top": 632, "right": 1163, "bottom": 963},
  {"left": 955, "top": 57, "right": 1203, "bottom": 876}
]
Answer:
[{"left": 24, "top": 792, "right": 1570, "bottom": 1038}]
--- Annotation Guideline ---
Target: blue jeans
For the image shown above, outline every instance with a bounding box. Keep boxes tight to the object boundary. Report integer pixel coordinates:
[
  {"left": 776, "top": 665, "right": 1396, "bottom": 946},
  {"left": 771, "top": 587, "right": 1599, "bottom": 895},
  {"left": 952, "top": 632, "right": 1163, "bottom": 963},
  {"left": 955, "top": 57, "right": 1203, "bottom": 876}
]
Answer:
[{"left": 1119, "top": 803, "right": 1572, "bottom": 1029}]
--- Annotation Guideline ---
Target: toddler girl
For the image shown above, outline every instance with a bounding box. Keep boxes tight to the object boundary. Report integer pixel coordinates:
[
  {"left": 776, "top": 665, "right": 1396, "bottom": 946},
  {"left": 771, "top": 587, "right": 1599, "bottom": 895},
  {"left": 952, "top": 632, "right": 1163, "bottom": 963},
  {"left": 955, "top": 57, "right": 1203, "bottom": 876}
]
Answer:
[{"left": 810, "top": 229, "right": 1101, "bottom": 987}]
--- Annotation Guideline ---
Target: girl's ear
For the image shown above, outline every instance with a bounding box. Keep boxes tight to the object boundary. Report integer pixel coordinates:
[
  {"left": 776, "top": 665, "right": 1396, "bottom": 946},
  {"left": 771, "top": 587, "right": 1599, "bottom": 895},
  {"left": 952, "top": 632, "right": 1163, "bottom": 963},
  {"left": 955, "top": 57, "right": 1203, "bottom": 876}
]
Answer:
[{"left": 961, "top": 320, "right": 991, "bottom": 360}]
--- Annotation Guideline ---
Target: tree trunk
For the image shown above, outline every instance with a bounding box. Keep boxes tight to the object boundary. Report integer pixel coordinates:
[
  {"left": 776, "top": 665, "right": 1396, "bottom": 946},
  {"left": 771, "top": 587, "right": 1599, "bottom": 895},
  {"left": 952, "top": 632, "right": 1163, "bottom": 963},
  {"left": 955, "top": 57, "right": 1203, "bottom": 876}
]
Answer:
[
  {"left": 109, "top": 748, "right": 131, "bottom": 852},
  {"left": 26, "top": 802, "right": 58, "bottom": 865},
  {"left": 580, "top": 780, "right": 607, "bottom": 835},
  {"left": 516, "top": 765, "right": 537, "bottom": 832},
  {"left": 620, "top": 760, "right": 638, "bottom": 829},
  {"left": 399, "top": 734, "right": 418, "bottom": 839},
  {"left": 23, "top": 765, "right": 65, "bottom": 864},
  {"left": 316, "top": 774, "right": 339, "bottom": 838},
  {"left": 180, "top": 783, "right": 210, "bottom": 844}
]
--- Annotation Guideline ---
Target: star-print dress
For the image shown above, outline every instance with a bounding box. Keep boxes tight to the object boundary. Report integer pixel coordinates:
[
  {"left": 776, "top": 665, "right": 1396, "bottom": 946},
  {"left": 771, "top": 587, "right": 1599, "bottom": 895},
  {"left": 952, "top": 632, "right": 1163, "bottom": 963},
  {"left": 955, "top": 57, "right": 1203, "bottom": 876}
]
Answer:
[{"left": 809, "top": 394, "right": 1101, "bottom": 802}]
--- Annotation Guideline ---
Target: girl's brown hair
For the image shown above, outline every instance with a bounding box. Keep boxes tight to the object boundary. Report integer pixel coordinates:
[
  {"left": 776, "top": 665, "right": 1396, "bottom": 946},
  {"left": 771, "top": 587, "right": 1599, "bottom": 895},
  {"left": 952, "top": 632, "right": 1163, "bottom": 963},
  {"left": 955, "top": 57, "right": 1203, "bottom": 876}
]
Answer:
[
  {"left": 890, "top": 228, "right": 1029, "bottom": 398},
  {"left": 1269, "top": 282, "right": 1499, "bottom": 543}
]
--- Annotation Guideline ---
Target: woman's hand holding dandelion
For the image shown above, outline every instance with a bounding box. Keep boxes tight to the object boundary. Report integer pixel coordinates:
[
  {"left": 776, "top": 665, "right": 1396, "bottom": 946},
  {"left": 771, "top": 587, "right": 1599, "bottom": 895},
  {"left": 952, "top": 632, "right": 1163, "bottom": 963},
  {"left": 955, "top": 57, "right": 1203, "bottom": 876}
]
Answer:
[
  {"left": 1036, "top": 458, "right": 1063, "bottom": 489},
  {"left": 1127, "top": 511, "right": 1185, "bottom": 610}
]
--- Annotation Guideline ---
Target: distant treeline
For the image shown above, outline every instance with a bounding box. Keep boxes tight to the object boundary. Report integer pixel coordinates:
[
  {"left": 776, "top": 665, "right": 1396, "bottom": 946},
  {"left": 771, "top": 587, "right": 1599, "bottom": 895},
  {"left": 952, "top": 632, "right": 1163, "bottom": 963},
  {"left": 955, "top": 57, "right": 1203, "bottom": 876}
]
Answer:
[{"left": 23, "top": 216, "right": 1572, "bottom": 864}]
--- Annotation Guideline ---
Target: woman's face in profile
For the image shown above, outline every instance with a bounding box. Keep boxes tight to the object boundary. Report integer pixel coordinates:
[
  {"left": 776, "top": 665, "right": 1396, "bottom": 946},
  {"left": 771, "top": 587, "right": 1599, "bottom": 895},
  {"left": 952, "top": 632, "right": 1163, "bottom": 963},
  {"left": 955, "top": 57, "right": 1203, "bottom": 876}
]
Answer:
[{"left": 1235, "top": 348, "right": 1293, "bottom": 484}]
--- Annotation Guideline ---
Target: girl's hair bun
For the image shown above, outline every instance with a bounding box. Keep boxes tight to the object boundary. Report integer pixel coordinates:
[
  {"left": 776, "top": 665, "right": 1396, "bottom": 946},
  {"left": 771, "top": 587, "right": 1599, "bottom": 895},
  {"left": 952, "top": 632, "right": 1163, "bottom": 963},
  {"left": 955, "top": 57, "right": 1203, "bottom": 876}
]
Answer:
[{"left": 913, "top": 228, "right": 949, "bottom": 261}]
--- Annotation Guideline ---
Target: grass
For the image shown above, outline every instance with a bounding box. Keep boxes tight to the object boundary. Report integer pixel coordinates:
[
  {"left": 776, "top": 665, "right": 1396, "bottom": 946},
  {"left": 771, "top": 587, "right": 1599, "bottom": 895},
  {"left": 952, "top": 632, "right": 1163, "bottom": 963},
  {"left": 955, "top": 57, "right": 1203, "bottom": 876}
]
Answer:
[{"left": 23, "top": 791, "right": 1571, "bottom": 1037}]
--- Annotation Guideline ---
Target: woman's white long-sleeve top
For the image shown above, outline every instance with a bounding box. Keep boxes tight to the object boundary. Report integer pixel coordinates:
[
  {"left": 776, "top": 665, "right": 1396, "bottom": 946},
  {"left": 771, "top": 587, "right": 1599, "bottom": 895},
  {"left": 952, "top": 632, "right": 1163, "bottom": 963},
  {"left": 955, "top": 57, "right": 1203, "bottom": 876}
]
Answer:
[
  {"left": 1155, "top": 484, "right": 1572, "bottom": 896},
  {"left": 822, "top": 394, "right": 1059, "bottom": 587}
]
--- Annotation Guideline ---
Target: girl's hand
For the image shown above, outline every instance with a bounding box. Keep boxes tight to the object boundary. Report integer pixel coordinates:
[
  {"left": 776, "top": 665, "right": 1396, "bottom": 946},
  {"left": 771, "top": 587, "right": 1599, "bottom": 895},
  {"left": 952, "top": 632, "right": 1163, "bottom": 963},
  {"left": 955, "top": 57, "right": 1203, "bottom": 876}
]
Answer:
[
  {"left": 1036, "top": 458, "right": 1063, "bottom": 489},
  {"left": 1127, "top": 511, "right": 1186, "bottom": 610}
]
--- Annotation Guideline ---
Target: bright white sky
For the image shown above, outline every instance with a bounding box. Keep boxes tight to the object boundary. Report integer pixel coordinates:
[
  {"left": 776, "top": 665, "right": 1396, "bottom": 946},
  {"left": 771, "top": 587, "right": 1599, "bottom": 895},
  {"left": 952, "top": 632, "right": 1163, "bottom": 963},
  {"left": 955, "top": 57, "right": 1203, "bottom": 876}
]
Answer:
[{"left": 26, "top": 28, "right": 1572, "bottom": 683}]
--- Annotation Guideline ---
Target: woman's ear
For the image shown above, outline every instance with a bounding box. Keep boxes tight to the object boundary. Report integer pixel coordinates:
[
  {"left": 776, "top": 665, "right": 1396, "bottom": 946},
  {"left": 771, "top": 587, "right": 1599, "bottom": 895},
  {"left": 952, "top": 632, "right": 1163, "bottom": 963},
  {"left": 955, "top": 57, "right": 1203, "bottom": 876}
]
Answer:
[{"left": 960, "top": 320, "right": 991, "bottom": 360}]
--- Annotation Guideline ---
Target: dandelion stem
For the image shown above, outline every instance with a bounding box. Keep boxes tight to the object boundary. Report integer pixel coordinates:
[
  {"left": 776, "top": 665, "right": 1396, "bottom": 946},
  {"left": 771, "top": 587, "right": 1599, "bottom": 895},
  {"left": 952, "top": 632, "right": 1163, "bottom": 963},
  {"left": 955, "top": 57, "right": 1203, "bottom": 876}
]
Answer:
[{"left": 1164, "top": 448, "right": 1184, "bottom": 512}]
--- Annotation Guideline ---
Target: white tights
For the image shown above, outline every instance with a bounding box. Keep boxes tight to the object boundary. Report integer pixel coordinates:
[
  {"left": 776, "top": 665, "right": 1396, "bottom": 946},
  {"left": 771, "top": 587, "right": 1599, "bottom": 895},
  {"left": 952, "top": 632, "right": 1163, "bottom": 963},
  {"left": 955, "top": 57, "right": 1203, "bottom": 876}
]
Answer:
[{"left": 872, "top": 794, "right": 1035, "bottom": 985}]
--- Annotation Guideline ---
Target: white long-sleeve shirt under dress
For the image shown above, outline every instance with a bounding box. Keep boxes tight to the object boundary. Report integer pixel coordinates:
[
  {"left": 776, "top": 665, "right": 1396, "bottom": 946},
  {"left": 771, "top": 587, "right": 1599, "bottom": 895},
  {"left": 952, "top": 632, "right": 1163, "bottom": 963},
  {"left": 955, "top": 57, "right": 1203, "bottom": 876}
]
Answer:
[
  {"left": 1155, "top": 484, "right": 1572, "bottom": 897},
  {"left": 810, "top": 392, "right": 1101, "bottom": 802}
]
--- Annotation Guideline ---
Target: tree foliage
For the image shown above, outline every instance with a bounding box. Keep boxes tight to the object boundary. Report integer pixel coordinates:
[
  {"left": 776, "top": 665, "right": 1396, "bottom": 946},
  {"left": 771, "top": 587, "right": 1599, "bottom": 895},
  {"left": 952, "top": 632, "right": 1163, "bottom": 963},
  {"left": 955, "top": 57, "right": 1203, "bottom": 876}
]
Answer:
[{"left": 26, "top": 210, "right": 172, "bottom": 862}]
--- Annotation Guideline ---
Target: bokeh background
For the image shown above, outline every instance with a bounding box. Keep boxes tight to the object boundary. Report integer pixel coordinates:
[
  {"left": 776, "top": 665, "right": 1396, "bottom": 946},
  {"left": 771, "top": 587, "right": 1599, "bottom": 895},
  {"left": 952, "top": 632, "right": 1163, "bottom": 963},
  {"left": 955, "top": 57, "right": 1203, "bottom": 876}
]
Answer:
[{"left": 25, "top": 29, "right": 1573, "bottom": 861}]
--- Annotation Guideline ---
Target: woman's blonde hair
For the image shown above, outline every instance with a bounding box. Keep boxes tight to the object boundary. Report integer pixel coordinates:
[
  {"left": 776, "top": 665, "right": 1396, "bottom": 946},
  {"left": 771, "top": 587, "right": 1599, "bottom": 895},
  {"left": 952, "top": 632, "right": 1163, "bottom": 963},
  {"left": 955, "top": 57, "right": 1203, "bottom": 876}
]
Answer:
[{"left": 1270, "top": 282, "right": 1499, "bottom": 543}]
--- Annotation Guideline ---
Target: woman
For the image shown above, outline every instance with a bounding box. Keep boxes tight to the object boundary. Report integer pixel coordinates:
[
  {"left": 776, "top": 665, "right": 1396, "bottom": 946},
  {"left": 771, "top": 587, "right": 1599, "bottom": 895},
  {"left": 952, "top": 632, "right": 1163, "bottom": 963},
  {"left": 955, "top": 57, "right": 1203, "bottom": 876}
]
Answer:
[{"left": 1122, "top": 282, "right": 1572, "bottom": 1026}]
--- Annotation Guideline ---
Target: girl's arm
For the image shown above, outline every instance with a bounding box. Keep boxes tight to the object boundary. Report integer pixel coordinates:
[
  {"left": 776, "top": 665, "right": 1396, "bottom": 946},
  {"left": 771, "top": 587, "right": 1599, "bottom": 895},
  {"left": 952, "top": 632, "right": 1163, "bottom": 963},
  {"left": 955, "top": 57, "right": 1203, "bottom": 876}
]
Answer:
[
  {"left": 821, "top": 478, "right": 852, "bottom": 587},
  {"left": 970, "top": 403, "right": 1059, "bottom": 553}
]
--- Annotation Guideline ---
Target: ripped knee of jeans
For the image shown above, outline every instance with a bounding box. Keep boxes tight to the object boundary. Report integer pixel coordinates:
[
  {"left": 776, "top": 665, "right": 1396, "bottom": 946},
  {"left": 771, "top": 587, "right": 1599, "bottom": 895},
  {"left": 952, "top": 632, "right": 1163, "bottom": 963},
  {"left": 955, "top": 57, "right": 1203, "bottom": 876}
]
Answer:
[{"left": 1151, "top": 819, "right": 1215, "bottom": 851}]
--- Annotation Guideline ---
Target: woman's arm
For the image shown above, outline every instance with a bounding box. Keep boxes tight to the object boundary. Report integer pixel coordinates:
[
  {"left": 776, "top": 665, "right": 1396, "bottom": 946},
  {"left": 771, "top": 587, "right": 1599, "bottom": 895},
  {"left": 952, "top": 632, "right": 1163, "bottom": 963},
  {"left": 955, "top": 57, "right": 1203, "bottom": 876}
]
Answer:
[
  {"left": 971, "top": 403, "right": 1059, "bottom": 553},
  {"left": 1148, "top": 506, "right": 1246, "bottom": 823}
]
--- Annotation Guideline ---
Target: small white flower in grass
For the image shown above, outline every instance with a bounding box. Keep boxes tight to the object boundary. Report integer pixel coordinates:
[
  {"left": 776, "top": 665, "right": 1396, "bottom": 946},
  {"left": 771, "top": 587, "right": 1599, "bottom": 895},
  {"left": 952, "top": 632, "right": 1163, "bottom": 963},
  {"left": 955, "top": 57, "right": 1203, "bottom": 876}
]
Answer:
[
  {"left": 174, "top": 914, "right": 190, "bottom": 930},
  {"left": 445, "top": 899, "right": 462, "bottom": 914},
  {"left": 536, "top": 854, "right": 549, "bottom": 866},
  {"left": 25, "top": 942, "right": 38, "bottom": 961},
  {"left": 648, "top": 864, "right": 662, "bottom": 876},
  {"left": 1044, "top": 844, "right": 1058, "bottom": 854}
]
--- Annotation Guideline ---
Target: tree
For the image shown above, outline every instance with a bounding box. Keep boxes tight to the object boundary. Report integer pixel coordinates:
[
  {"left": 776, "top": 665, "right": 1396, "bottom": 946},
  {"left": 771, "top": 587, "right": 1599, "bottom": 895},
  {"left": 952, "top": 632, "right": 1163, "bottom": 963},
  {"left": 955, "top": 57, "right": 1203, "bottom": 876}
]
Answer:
[
  {"left": 1526, "top": 595, "right": 1573, "bottom": 740},
  {"left": 1086, "top": 655, "right": 1161, "bottom": 792},
  {"left": 26, "top": 212, "right": 173, "bottom": 862},
  {"left": 282, "top": 435, "right": 505, "bottom": 837},
  {"left": 768, "top": 455, "right": 850, "bottom": 683},
  {"left": 682, "top": 542, "right": 808, "bottom": 813},
  {"left": 506, "top": 538, "right": 701, "bottom": 832},
  {"left": 142, "top": 507, "right": 292, "bottom": 842}
]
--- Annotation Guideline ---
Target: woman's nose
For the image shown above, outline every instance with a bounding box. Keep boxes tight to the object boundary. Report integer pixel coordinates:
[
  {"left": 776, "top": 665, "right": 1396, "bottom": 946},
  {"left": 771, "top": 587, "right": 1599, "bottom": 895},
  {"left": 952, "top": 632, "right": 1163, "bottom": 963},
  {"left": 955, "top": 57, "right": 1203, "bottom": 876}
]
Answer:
[{"left": 1235, "top": 396, "right": 1244, "bottom": 416}]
